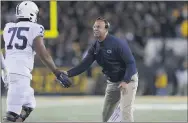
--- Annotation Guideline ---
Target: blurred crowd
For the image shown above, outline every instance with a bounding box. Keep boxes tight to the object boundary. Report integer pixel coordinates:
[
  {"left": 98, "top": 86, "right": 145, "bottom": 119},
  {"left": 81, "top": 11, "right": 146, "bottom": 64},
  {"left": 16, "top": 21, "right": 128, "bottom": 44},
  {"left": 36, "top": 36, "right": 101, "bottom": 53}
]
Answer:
[
  {"left": 1, "top": 1, "right": 187, "bottom": 96},
  {"left": 50, "top": 1, "right": 187, "bottom": 66},
  {"left": 1, "top": 1, "right": 187, "bottom": 65}
]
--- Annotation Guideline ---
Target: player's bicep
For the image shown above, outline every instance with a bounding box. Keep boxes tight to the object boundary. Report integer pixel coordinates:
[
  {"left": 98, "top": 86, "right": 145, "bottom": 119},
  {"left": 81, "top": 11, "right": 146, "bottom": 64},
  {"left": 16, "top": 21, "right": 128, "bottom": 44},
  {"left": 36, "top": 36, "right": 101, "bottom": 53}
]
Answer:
[{"left": 33, "top": 36, "right": 46, "bottom": 57}]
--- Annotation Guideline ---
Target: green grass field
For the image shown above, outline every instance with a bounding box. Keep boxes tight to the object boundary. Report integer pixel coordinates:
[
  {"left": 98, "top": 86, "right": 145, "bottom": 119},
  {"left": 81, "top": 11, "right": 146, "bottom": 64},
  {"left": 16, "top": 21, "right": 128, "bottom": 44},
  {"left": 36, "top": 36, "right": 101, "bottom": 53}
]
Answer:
[{"left": 1, "top": 96, "right": 187, "bottom": 122}]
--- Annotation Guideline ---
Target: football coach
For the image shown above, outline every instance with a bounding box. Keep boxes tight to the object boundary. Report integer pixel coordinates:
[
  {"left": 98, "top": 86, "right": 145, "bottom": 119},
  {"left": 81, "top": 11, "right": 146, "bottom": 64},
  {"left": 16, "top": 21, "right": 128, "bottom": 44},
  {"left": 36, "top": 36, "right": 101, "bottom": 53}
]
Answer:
[{"left": 64, "top": 17, "right": 138, "bottom": 122}]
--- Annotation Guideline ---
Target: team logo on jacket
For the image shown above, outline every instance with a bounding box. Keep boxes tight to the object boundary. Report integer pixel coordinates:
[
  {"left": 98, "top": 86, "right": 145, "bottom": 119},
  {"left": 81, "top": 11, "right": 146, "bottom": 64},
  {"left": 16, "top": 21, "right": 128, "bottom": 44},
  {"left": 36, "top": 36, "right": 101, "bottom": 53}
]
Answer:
[{"left": 107, "top": 50, "right": 112, "bottom": 54}]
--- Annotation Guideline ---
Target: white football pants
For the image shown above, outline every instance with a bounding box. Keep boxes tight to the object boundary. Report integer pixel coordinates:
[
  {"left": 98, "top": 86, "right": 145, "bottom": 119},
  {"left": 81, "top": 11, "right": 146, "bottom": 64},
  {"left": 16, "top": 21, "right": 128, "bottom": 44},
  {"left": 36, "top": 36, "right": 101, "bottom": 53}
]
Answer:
[{"left": 6, "top": 74, "right": 36, "bottom": 115}]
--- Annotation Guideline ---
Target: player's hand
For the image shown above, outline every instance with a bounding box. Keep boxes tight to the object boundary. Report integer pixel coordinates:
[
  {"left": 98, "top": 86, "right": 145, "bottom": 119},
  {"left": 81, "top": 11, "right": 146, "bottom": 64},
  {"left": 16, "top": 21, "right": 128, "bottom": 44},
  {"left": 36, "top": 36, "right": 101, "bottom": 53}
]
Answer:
[
  {"left": 54, "top": 70, "right": 72, "bottom": 88},
  {"left": 1, "top": 69, "right": 10, "bottom": 89}
]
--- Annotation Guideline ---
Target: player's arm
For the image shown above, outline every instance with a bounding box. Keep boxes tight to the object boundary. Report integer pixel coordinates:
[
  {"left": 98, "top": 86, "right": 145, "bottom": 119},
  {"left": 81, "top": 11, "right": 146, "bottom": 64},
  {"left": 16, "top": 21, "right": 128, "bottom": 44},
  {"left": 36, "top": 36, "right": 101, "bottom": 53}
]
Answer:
[
  {"left": 33, "top": 36, "right": 58, "bottom": 74},
  {"left": 33, "top": 36, "right": 72, "bottom": 88},
  {"left": 67, "top": 44, "right": 96, "bottom": 77},
  {"left": 32, "top": 25, "right": 71, "bottom": 88}
]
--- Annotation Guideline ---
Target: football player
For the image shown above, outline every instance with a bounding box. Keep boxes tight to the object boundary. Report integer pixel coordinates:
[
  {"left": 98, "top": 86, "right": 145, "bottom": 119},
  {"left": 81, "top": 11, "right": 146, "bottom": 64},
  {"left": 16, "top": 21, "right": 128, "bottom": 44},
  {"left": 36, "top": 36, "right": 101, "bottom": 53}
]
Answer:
[{"left": 2, "top": 1, "right": 71, "bottom": 122}]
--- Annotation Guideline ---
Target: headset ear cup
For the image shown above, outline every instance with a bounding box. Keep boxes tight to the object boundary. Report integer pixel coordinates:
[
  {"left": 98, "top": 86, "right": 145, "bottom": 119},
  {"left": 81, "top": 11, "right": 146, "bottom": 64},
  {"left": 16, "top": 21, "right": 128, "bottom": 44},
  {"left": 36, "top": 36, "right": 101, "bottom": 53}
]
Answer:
[
  {"left": 107, "top": 22, "right": 110, "bottom": 29},
  {"left": 106, "top": 20, "right": 110, "bottom": 29}
]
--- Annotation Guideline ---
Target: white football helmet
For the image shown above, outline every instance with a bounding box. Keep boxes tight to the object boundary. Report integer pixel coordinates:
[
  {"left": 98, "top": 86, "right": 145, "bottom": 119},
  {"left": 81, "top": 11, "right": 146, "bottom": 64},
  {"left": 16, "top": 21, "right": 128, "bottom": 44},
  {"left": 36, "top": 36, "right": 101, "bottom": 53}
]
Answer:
[{"left": 16, "top": 1, "right": 39, "bottom": 23}]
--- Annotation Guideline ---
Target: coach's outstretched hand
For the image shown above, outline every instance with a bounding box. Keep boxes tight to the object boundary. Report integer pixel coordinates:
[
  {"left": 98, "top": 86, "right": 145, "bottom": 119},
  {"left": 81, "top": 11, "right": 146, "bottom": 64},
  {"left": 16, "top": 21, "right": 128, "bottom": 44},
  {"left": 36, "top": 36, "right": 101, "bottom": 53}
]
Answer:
[{"left": 54, "top": 70, "right": 72, "bottom": 88}]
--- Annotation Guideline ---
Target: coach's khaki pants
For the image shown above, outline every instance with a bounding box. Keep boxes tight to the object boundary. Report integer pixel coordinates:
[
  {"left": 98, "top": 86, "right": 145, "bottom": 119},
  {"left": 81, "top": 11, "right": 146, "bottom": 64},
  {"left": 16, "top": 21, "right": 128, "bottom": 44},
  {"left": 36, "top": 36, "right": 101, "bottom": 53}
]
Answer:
[{"left": 102, "top": 73, "right": 138, "bottom": 122}]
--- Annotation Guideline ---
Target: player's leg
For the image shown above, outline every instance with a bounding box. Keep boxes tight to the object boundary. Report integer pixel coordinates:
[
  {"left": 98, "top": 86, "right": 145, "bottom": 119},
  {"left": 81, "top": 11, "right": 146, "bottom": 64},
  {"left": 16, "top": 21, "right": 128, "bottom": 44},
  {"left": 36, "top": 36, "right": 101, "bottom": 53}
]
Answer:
[
  {"left": 3, "top": 74, "right": 26, "bottom": 122},
  {"left": 120, "top": 73, "right": 138, "bottom": 122},
  {"left": 16, "top": 80, "right": 36, "bottom": 122},
  {"left": 102, "top": 81, "right": 120, "bottom": 122},
  {"left": 16, "top": 106, "right": 34, "bottom": 122}
]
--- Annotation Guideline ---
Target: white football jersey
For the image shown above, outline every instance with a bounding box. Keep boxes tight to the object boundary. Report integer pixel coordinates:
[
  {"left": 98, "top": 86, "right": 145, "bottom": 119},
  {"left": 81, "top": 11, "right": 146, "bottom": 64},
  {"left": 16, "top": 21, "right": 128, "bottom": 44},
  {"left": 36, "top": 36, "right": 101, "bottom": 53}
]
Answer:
[{"left": 3, "top": 21, "right": 45, "bottom": 79}]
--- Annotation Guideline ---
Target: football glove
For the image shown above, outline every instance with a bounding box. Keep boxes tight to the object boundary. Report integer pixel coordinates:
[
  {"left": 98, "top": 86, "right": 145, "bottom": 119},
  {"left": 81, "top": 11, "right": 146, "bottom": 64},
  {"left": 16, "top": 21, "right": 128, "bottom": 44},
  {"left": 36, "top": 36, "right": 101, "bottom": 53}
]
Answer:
[{"left": 55, "top": 71, "right": 72, "bottom": 88}]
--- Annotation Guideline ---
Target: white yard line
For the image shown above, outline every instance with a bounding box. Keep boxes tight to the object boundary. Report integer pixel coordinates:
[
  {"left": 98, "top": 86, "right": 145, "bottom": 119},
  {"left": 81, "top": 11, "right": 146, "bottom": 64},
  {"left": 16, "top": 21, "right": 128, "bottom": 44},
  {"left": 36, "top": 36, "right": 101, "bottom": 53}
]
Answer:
[
  {"left": 36, "top": 100, "right": 187, "bottom": 110},
  {"left": 3, "top": 96, "right": 186, "bottom": 111},
  {"left": 135, "top": 104, "right": 187, "bottom": 110}
]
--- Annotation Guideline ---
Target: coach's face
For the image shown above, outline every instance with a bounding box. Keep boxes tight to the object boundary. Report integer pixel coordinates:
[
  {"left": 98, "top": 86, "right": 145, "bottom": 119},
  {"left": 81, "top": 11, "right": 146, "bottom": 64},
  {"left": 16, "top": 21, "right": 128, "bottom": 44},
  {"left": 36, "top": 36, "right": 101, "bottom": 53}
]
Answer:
[{"left": 93, "top": 20, "right": 107, "bottom": 38}]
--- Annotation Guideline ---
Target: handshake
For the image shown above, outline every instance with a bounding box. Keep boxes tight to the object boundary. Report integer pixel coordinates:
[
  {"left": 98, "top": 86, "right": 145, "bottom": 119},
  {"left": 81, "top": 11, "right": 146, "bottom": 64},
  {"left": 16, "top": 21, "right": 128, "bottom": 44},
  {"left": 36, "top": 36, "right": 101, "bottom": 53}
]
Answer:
[{"left": 54, "top": 70, "right": 72, "bottom": 88}]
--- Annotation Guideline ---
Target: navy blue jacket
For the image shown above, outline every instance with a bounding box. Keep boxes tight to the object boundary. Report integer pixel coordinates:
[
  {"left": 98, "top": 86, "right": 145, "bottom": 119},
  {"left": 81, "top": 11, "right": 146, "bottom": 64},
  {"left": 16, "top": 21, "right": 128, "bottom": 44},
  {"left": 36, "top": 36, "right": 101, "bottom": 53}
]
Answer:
[{"left": 67, "top": 34, "right": 137, "bottom": 83}]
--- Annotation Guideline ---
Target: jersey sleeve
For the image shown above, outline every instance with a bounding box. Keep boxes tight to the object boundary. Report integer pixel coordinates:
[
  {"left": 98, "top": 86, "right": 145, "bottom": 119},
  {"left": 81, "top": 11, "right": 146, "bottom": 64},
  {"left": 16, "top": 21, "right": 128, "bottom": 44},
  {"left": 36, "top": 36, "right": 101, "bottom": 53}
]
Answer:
[
  {"left": 30, "top": 24, "right": 45, "bottom": 46},
  {"left": 32, "top": 24, "right": 45, "bottom": 39}
]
